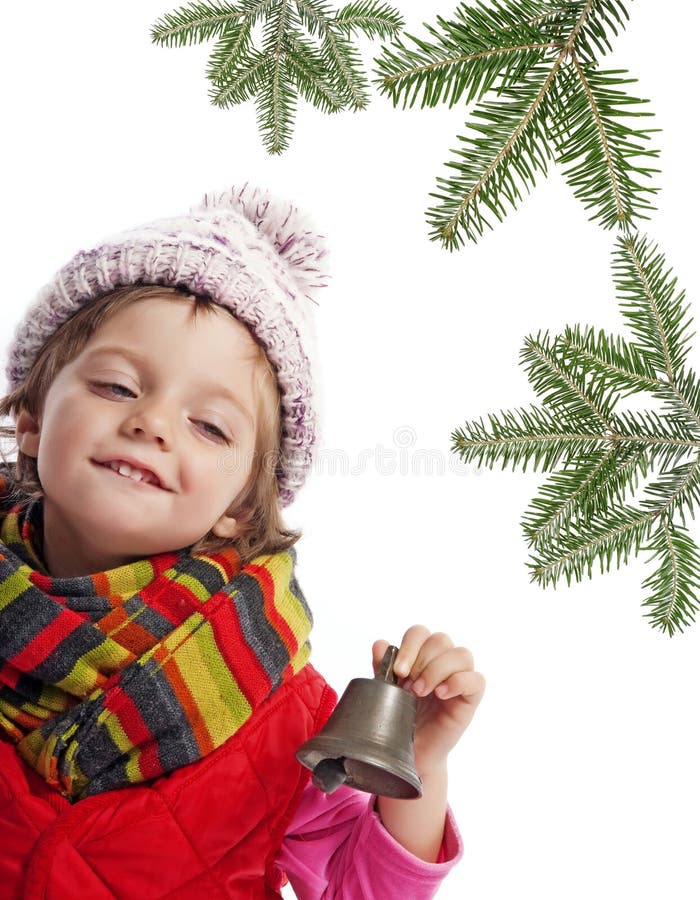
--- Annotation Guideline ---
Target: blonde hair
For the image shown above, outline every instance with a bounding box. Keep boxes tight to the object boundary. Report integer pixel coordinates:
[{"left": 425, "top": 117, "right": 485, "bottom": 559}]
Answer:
[{"left": 0, "top": 285, "right": 301, "bottom": 565}]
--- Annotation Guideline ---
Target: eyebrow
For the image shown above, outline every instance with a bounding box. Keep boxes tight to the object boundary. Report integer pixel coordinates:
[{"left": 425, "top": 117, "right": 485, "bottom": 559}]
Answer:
[{"left": 84, "top": 345, "right": 255, "bottom": 425}]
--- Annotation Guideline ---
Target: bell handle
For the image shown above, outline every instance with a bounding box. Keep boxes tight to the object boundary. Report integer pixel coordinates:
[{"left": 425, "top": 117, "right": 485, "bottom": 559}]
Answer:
[{"left": 377, "top": 645, "right": 400, "bottom": 685}]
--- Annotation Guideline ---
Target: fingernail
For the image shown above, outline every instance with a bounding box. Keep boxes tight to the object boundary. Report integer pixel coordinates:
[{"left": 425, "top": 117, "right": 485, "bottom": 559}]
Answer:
[
  {"left": 413, "top": 678, "right": 425, "bottom": 695},
  {"left": 402, "top": 679, "right": 414, "bottom": 693},
  {"left": 396, "top": 660, "right": 410, "bottom": 677}
]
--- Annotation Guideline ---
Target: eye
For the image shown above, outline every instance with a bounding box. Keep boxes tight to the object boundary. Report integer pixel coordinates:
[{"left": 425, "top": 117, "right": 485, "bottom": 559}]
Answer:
[
  {"left": 91, "top": 381, "right": 136, "bottom": 398},
  {"left": 197, "top": 421, "right": 231, "bottom": 443}
]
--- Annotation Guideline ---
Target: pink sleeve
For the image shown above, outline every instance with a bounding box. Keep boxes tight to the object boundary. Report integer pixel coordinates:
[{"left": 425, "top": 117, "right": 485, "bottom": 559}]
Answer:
[{"left": 275, "top": 782, "right": 463, "bottom": 899}]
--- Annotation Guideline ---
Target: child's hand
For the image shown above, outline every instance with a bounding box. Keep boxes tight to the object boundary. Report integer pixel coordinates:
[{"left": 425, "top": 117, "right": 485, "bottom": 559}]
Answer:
[{"left": 372, "top": 625, "right": 485, "bottom": 777}]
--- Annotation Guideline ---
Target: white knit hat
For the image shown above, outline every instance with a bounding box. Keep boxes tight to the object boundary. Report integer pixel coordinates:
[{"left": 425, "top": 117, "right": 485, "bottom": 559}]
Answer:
[{"left": 4, "top": 184, "right": 329, "bottom": 506}]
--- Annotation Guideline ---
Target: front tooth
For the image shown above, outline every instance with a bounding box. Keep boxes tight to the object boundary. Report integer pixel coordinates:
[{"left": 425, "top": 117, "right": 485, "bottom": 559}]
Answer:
[{"left": 107, "top": 461, "right": 155, "bottom": 484}]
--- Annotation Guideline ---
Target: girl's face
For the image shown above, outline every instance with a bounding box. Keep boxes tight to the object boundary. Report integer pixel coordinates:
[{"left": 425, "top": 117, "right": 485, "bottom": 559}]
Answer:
[{"left": 15, "top": 297, "right": 260, "bottom": 577}]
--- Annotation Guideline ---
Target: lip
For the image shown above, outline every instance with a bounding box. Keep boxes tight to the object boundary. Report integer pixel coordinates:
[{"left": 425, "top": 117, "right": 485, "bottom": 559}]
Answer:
[{"left": 92, "top": 457, "right": 171, "bottom": 491}]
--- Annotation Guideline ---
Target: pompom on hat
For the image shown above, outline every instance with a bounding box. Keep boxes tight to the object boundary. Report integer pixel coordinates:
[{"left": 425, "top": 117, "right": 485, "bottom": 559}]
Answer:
[{"left": 4, "top": 184, "right": 329, "bottom": 506}]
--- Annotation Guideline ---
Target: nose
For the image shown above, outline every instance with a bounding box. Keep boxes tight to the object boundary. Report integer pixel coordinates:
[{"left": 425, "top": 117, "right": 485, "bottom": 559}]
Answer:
[{"left": 121, "top": 399, "right": 173, "bottom": 448}]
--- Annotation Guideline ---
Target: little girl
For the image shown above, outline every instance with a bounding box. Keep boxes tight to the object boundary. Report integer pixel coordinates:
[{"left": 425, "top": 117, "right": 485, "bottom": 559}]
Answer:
[{"left": 0, "top": 185, "right": 485, "bottom": 898}]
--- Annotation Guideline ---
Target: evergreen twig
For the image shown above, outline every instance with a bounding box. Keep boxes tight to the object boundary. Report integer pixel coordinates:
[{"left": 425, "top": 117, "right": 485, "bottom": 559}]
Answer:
[
  {"left": 374, "top": 0, "right": 659, "bottom": 248},
  {"left": 151, "top": 0, "right": 403, "bottom": 153},
  {"left": 452, "top": 233, "right": 700, "bottom": 635}
]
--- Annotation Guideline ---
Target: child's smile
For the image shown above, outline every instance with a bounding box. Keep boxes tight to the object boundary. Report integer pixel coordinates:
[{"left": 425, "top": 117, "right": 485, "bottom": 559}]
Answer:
[
  {"left": 94, "top": 458, "right": 169, "bottom": 489},
  {"left": 93, "top": 457, "right": 170, "bottom": 491}
]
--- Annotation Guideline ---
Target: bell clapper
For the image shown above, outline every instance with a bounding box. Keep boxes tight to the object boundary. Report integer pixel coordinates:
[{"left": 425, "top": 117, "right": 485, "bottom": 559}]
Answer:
[{"left": 311, "top": 757, "right": 348, "bottom": 794}]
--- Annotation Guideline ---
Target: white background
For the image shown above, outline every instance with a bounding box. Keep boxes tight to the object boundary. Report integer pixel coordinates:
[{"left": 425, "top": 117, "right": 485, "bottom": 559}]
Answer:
[{"left": 1, "top": 2, "right": 698, "bottom": 897}]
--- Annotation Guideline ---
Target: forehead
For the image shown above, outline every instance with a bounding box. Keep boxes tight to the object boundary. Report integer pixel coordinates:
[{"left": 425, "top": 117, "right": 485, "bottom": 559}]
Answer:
[
  {"left": 93, "top": 296, "right": 257, "bottom": 351},
  {"left": 84, "top": 297, "right": 258, "bottom": 363}
]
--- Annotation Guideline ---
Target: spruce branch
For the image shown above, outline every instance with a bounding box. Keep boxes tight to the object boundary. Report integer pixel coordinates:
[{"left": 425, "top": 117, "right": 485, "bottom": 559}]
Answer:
[
  {"left": 151, "top": 0, "right": 402, "bottom": 153},
  {"left": 148, "top": 1, "right": 244, "bottom": 47},
  {"left": 641, "top": 518, "right": 700, "bottom": 635},
  {"left": 548, "top": 61, "right": 659, "bottom": 230},
  {"left": 375, "top": 1, "right": 558, "bottom": 110},
  {"left": 528, "top": 502, "right": 656, "bottom": 587},
  {"left": 520, "top": 329, "right": 617, "bottom": 429},
  {"left": 429, "top": 62, "right": 560, "bottom": 245},
  {"left": 640, "top": 459, "right": 700, "bottom": 526},
  {"left": 652, "top": 368, "right": 700, "bottom": 437},
  {"left": 557, "top": 323, "right": 659, "bottom": 397},
  {"left": 284, "top": 30, "right": 344, "bottom": 112},
  {"left": 613, "top": 232, "right": 694, "bottom": 378},
  {"left": 539, "top": 0, "right": 630, "bottom": 61},
  {"left": 375, "top": 0, "right": 659, "bottom": 247},
  {"left": 452, "top": 234, "right": 700, "bottom": 634},
  {"left": 205, "top": 23, "right": 255, "bottom": 88},
  {"left": 333, "top": 1, "right": 404, "bottom": 38},
  {"left": 450, "top": 404, "right": 609, "bottom": 473},
  {"left": 294, "top": 0, "right": 334, "bottom": 33},
  {"left": 320, "top": 21, "right": 370, "bottom": 108},
  {"left": 521, "top": 444, "right": 648, "bottom": 543},
  {"left": 608, "top": 408, "right": 700, "bottom": 471},
  {"left": 257, "top": 0, "right": 297, "bottom": 152},
  {"left": 208, "top": 40, "right": 269, "bottom": 106}
]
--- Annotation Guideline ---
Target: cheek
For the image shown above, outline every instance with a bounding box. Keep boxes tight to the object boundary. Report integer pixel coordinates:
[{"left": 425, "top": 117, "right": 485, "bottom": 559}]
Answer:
[
  {"left": 216, "top": 443, "right": 255, "bottom": 487},
  {"left": 38, "top": 404, "right": 92, "bottom": 463}
]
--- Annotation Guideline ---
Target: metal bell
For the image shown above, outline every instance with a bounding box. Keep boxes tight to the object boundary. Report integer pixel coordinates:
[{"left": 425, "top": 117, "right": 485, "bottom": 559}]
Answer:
[{"left": 296, "top": 645, "right": 422, "bottom": 799}]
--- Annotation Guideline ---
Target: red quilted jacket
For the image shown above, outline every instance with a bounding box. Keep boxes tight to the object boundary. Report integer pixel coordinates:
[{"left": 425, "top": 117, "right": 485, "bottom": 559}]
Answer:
[{"left": 0, "top": 664, "right": 337, "bottom": 900}]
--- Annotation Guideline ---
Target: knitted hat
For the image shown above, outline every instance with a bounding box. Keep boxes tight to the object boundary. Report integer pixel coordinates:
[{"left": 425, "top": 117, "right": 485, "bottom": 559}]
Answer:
[{"left": 4, "top": 184, "right": 329, "bottom": 507}]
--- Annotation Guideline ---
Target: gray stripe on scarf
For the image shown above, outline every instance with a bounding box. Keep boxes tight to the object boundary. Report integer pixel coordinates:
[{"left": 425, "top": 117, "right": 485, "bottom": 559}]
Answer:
[
  {"left": 231, "top": 572, "right": 289, "bottom": 687},
  {"left": 0, "top": 582, "right": 59, "bottom": 660}
]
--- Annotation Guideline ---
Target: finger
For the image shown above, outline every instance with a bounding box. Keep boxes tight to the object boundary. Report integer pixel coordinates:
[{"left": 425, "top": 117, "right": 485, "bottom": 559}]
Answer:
[
  {"left": 394, "top": 625, "right": 432, "bottom": 678},
  {"left": 407, "top": 632, "right": 466, "bottom": 683},
  {"left": 409, "top": 646, "right": 475, "bottom": 697},
  {"left": 432, "top": 670, "right": 486, "bottom": 705},
  {"left": 372, "top": 639, "right": 390, "bottom": 675}
]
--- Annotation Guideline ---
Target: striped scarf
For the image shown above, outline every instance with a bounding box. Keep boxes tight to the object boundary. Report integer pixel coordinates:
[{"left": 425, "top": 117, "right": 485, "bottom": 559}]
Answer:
[{"left": 0, "top": 472, "right": 312, "bottom": 802}]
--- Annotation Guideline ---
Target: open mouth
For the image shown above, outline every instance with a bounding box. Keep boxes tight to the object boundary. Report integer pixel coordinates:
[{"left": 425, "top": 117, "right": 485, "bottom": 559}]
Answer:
[{"left": 93, "top": 459, "right": 165, "bottom": 490}]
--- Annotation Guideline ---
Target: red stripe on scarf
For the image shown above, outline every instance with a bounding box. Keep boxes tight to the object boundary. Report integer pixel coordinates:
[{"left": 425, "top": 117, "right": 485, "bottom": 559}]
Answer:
[
  {"left": 8, "top": 609, "right": 85, "bottom": 674},
  {"left": 208, "top": 594, "right": 272, "bottom": 705},
  {"left": 103, "top": 684, "right": 154, "bottom": 748},
  {"left": 136, "top": 739, "right": 166, "bottom": 781},
  {"left": 247, "top": 563, "right": 299, "bottom": 660},
  {"left": 145, "top": 578, "right": 206, "bottom": 624},
  {"left": 0, "top": 660, "right": 21, "bottom": 690},
  {"left": 131, "top": 553, "right": 197, "bottom": 625}
]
